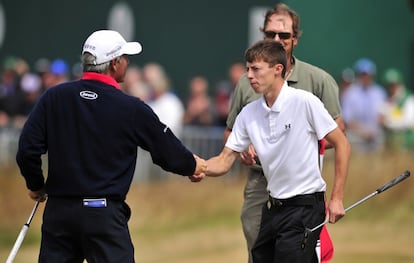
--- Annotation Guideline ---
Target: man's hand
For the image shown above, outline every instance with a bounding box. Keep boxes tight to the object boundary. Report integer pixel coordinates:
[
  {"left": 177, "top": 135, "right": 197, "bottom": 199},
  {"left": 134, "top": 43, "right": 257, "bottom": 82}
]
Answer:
[
  {"left": 189, "top": 173, "right": 205, "bottom": 182},
  {"left": 190, "top": 154, "right": 207, "bottom": 182},
  {"left": 327, "top": 199, "right": 345, "bottom": 223},
  {"left": 29, "top": 189, "right": 47, "bottom": 202},
  {"left": 239, "top": 144, "right": 257, "bottom": 166}
]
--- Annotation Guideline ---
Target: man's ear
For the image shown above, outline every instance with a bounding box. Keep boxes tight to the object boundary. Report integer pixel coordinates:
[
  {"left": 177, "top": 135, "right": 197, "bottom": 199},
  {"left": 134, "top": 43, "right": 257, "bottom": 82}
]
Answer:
[
  {"left": 274, "top": 63, "right": 284, "bottom": 75},
  {"left": 110, "top": 59, "right": 117, "bottom": 71}
]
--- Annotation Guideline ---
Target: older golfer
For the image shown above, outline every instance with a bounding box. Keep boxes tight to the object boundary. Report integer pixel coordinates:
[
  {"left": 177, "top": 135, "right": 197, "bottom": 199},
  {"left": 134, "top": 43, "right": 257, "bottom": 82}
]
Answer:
[
  {"left": 195, "top": 40, "right": 350, "bottom": 262},
  {"left": 16, "top": 30, "right": 206, "bottom": 263}
]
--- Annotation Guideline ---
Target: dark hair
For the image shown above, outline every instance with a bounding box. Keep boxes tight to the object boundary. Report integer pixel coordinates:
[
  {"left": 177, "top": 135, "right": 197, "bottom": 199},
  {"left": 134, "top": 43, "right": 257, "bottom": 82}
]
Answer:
[
  {"left": 260, "top": 3, "right": 302, "bottom": 38},
  {"left": 244, "top": 40, "right": 287, "bottom": 78}
]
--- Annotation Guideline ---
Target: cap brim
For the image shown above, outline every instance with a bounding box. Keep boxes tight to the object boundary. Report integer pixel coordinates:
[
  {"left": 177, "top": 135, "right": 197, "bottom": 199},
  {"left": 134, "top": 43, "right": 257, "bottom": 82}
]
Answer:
[{"left": 122, "top": 42, "right": 143, "bottom": 55}]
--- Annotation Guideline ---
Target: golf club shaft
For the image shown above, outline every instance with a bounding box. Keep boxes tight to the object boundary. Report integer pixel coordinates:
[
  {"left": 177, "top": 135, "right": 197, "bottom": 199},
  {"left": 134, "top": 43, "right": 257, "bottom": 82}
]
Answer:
[
  {"left": 344, "top": 192, "right": 377, "bottom": 212},
  {"left": 6, "top": 201, "right": 40, "bottom": 263},
  {"left": 6, "top": 225, "right": 29, "bottom": 263},
  {"left": 310, "top": 170, "right": 410, "bottom": 232},
  {"left": 310, "top": 192, "right": 377, "bottom": 232}
]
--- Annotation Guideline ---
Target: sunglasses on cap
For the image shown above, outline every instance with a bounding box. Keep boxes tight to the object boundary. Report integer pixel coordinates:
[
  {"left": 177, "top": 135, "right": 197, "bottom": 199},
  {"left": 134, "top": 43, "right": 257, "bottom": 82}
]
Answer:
[{"left": 264, "top": 31, "right": 292, "bottom": 40}]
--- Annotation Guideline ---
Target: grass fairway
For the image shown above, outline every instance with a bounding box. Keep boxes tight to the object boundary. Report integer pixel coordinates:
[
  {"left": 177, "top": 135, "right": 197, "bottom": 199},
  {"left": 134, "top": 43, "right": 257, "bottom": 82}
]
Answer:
[{"left": 0, "top": 150, "right": 413, "bottom": 262}]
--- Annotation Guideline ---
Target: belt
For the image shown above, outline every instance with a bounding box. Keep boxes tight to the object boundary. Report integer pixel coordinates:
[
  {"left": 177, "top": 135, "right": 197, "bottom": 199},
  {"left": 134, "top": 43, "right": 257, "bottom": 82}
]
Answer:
[
  {"left": 47, "top": 196, "right": 119, "bottom": 208},
  {"left": 267, "top": 192, "right": 325, "bottom": 209}
]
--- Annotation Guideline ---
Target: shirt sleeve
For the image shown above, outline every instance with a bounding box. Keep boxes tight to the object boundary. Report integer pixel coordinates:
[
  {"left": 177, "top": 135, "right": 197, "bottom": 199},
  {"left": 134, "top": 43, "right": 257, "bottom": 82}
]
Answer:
[
  {"left": 316, "top": 72, "right": 342, "bottom": 119},
  {"left": 225, "top": 108, "right": 251, "bottom": 152},
  {"left": 305, "top": 93, "right": 338, "bottom": 140},
  {"left": 16, "top": 92, "right": 48, "bottom": 191}
]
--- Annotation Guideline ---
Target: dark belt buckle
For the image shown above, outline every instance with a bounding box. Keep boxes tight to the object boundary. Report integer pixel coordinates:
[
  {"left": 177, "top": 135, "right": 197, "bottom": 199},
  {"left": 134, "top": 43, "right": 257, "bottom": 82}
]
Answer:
[
  {"left": 273, "top": 199, "right": 283, "bottom": 207},
  {"left": 83, "top": 198, "right": 107, "bottom": 208},
  {"left": 268, "top": 197, "right": 283, "bottom": 208}
]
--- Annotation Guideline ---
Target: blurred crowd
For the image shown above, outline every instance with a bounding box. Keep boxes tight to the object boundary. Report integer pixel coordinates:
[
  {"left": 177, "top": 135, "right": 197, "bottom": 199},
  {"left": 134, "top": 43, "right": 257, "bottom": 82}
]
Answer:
[
  {"left": 0, "top": 56, "right": 82, "bottom": 129},
  {"left": 339, "top": 58, "right": 414, "bottom": 152},
  {"left": 122, "top": 61, "right": 246, "bottom": 138},
  {"left": 0, "top": 55, "right": 413, "bottom": 154}
]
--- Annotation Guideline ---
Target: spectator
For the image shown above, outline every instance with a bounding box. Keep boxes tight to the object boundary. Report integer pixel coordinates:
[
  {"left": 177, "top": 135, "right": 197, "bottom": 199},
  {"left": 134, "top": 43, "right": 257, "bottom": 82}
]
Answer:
[
  {"left": 339, "top": 67, "right": 355, "bottom": 105},
  {"left": 0, "top": 56, "right": 24, "bottom": 127},
  {"left": 183, "top": 75, "right": 215, "bottom": 126},
  {"left": 47, "top": 58, "right": 69, "bottom": 88},
  {"left": 213, "top": 80, "right": 233, "bottom": 126},
  {"left": 13, "top": 73, "right": 42, "bottom": 128},
  {"left": 143, "top": 62, "right": 184, "bottom": 137},
  {"left": 214, "top": 63, "right": 246, "bottom": 126},
  {"left": 34, "top": 58, "right": 50, "bottom": 75},
  {"left": 122, "top": 64, "right": 151, "bottom": 102},
  {"left": 229, "top": 62, "right": 246, "bottom": 88},
  {"left": 341, "top": 58, "right": 387, "bottom": 152},
  {"left": 14, "top": 57, "right": 30, "bottom": 77},
  {"left": 34, "top": 57, "right": 52, "bottom": 92},
  {"left": 71, "top": 62, "right": 83, "bottom": 80},
  {"left": 380, "top": 68, "right": 414, "bottom": 150}
]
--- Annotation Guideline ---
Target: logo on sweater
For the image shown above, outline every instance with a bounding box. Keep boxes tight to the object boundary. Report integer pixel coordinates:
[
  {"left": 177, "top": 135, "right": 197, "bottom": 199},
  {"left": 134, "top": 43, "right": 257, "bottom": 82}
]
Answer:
[{"left": 80, "top": 91, "right": 98, "bottom": 100}]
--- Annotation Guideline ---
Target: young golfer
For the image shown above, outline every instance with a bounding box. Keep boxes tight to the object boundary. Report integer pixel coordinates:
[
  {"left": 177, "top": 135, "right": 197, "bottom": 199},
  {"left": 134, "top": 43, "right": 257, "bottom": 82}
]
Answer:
[
  {"left": 16, "top": 30, "right": 206, "bottom": 263},
  {"left": 224, "top": 4, "right": 344, "bottom": 262},
  {"left": 196, "top": 40, "right": 350, "bottom": 262}
]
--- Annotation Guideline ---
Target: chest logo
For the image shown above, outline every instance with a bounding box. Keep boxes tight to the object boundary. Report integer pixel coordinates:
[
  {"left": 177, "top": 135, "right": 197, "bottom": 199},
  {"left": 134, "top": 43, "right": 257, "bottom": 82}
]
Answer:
[{"left": 80, "top": 91, "right": 98, "bottom": 100}]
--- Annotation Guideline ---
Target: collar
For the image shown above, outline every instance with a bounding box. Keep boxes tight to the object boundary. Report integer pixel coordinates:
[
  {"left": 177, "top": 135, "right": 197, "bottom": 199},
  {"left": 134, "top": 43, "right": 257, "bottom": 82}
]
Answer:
[
  {"left": 81, "top": 72, "right": 120, "bottom": 90},
  {"left": 286, "top": 56, "right": 299, "bottom": 84},
  {"left": 260, "top": 81, "right": 290, "bottom": 113}
]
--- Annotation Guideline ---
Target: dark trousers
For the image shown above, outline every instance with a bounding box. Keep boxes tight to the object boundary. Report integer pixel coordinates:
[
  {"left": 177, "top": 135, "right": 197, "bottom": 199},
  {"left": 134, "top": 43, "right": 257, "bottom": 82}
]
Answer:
[
  {"left": 252, "top": 192, "right": 325, "bottom": 263},
  {"left": 39, "top": 197, "right": 134, "bottom": 263}
]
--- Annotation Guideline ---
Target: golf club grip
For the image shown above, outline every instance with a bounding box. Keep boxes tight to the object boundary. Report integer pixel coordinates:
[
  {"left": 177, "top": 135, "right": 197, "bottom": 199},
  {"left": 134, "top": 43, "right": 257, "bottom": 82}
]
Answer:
[
  {"left": 5, "top": 225, "right": 29, "bottom": 263},
  {"left": 376, "top": 170, "right": 410, "bottom": 193}
]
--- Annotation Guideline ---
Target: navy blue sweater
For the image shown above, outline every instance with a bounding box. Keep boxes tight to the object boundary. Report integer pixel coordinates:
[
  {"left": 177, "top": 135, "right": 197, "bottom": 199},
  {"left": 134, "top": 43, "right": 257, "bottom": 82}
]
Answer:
[{"left": 16, "top": 73, "right": 196, "bottom": 200}]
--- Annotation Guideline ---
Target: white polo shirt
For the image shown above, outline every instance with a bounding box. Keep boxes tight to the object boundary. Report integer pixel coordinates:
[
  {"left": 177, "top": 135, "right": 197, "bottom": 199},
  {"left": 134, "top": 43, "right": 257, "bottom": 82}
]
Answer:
[{"left": 226, "top": 82, "right": 337, "bottom": 199}]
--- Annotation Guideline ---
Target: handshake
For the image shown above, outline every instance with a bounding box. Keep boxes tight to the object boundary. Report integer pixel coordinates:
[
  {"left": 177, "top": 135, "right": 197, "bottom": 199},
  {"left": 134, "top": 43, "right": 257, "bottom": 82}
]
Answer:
[
  {"left": 188, "top": 147, "right": 257, "bottom": 183},
  {"left": 189, "top": 154, "right": 207, "bottom": 182}
]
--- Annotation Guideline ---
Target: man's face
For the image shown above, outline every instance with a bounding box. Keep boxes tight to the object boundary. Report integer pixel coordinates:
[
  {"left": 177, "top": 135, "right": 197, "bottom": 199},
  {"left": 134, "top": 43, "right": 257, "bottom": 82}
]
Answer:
[
  {"left": 358, "top": 72, "right": 374, "bottom": 87},
  {"left": 263, "top": 14, "right": 297, "bottom": 56},
  {"left": 246, "top": 60, "right": 276, "bottom": 94}
]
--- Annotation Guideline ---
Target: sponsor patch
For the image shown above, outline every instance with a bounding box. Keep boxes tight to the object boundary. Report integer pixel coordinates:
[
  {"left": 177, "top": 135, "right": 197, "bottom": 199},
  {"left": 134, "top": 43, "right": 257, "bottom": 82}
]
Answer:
[{"left": 80, "top": 90, "right": 98, "bottom": 100}]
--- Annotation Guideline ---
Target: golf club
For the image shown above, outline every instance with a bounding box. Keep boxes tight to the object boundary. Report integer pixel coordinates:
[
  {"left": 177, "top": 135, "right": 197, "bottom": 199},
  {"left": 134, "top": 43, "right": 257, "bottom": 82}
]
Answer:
[
  {"left": 6, "top": 201, "right": 40, "bottom": 263},
  {"left": 302, "top": 170, "right": 410, "bottom": 248}
]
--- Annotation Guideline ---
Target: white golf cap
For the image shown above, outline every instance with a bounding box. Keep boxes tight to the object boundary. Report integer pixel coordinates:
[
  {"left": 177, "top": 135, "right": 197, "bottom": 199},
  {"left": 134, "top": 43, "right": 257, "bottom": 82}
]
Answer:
[{"left": 82, "top": 30, "right": 143, "bottom": 65}]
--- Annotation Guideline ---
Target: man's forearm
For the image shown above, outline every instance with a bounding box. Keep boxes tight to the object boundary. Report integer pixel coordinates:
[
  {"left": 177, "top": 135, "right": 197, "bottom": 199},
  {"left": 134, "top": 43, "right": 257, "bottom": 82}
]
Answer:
[
  {"left": 205, "top": 148, "right": 237, "bottom": 177},
  {"left": 330, "top": 138, "right": 351, "bottom": 201}
]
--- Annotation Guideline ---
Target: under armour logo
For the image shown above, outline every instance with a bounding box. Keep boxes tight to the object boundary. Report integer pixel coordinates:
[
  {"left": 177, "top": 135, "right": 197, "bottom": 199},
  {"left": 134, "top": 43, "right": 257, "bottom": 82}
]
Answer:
[{"left": 285, "top": 124, "right": 291, "bottom": 129}]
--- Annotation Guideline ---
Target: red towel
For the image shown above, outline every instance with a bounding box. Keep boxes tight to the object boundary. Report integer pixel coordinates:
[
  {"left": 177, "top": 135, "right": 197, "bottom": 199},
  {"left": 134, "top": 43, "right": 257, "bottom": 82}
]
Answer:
[{"left": 320, "top": 225, "right": 334, "bottom": 262}]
